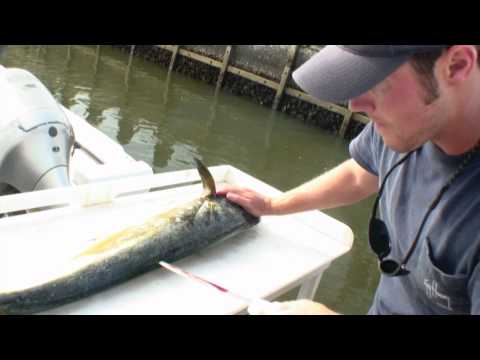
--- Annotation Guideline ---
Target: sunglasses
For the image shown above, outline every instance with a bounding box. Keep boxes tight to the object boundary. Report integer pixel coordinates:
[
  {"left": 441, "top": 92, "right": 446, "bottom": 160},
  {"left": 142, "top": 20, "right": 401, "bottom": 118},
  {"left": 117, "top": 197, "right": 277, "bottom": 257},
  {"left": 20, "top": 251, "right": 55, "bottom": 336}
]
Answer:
[
  {"left": 368, "top": 144, "right": 479, "bottom": 277},
  {"left": 368, "top": 152, "right": 414, "bottom": 277}
]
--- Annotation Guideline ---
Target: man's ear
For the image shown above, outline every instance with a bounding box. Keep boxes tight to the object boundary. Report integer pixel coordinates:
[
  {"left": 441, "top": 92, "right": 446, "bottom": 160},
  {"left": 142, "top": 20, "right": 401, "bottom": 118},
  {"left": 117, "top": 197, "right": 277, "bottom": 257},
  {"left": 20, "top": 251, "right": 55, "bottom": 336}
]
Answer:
[{"left": 441, "top": 45, "right": 478, "bottom": 84}]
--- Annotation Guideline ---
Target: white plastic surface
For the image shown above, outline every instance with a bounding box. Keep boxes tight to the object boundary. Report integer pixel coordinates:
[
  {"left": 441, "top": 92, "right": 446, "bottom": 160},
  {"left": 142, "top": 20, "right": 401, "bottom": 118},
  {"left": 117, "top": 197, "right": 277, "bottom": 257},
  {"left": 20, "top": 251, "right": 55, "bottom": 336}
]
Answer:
[{"left": 0, "top": 166, "right": 353, "bottom": 315}]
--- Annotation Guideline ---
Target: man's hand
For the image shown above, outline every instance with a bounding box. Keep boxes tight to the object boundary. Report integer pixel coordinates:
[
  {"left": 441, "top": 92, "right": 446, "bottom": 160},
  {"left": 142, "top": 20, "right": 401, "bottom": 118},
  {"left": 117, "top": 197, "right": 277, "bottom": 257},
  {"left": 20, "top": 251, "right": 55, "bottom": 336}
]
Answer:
[
  {"left": 216, "top": 185, "right": 273, "bottom": 218},
  {"left": 248, "top": 299, "right": 338, "bottom": 315}
]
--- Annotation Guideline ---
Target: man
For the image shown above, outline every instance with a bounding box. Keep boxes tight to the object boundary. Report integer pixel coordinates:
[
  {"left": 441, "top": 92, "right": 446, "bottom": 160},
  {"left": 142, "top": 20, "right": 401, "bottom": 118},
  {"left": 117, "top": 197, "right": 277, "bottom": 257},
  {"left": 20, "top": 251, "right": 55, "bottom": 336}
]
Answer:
[{"left": 217, "top": 45, "right": 480, "bottom": 315}]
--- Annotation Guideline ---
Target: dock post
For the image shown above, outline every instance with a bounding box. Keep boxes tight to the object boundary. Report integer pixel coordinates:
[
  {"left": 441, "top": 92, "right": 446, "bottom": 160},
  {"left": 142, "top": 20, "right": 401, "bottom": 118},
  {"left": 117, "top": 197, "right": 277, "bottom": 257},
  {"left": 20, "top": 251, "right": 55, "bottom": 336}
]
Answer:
[
  {"left": 127, "top": 45, "right": 135, "bottom": 67},
  {"left": 216, "top": 45, "right": 232, "bottom": 93},
  {"left": 339, "top": 110, "right": 354, "bottom": 138},
  {"left": 63, "top": 45, "right": 72, "bottom": 72},
  {"left": 162, "top": 46, "right": 181, "bottom": 106},
  {"left": 272, "top": 45, "right": 298, "bottom": 111},
  {"left": 94, "top": 45, "right": 101, "bottom": 73},
  {"left": 168, "top": 45, "right": 180, "bottom": 73},
  {"left": 66, "top": 45, "right": 72, "bottom": 62},
  {"left": 36, "top": 45, "right": 45, "bottom": 59},
  {"left": 125, "top": 45, "right": 136, "bottom": 87}
]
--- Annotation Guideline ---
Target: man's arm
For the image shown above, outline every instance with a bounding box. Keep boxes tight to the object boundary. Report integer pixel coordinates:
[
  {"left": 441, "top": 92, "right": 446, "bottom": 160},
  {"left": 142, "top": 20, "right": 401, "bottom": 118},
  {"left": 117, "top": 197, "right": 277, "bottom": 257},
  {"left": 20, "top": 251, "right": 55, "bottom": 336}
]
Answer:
[
  {"left": 218, "top": 159, "right": 378, "bottom": 315},
  {"left": 217, "top": 159, "right": 379, "bottom": 217}
]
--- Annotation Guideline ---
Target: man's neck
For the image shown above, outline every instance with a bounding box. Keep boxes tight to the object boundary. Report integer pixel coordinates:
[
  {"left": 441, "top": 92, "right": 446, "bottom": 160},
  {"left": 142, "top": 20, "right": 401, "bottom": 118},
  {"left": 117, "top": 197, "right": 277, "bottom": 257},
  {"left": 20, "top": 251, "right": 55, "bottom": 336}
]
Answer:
[{"left": 433, "top": 77, "right": 480, "bottom": 156}]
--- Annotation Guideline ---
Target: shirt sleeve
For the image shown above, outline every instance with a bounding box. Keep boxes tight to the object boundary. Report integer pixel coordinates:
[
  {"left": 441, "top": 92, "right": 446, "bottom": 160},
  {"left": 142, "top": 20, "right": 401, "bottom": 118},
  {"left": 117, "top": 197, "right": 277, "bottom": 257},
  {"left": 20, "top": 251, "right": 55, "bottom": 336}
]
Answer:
[{"left": 348, "top": 122, "right": 381, "bottom": 177}]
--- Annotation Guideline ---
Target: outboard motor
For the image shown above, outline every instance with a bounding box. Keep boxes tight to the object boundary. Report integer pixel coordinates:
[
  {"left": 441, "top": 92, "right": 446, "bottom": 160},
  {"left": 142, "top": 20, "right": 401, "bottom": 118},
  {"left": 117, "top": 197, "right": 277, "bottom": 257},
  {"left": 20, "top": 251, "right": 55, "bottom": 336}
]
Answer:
[{"left": 0, "top": 66, "right": 74, "bottom": 192}]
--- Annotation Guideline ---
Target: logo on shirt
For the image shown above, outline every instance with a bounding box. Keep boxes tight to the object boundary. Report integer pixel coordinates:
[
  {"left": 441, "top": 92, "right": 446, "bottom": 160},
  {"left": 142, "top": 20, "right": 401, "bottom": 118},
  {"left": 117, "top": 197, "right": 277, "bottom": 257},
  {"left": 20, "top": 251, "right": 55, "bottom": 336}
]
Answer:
[{"left": 424, "top": 279, "right": 452, "bottom": 311}]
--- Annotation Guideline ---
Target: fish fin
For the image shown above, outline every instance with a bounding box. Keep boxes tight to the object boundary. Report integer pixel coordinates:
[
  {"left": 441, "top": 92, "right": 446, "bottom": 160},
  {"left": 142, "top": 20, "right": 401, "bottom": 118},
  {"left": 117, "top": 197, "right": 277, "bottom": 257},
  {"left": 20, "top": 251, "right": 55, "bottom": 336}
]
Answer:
[{"left": 195, "top": 158, "right": 216, "bottom": 197}]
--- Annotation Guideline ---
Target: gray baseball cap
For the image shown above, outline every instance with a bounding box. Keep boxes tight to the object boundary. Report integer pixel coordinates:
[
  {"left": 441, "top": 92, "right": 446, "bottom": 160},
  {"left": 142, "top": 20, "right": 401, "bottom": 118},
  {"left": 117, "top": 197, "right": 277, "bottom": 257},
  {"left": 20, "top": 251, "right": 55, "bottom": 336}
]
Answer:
[{"left": 292, "top": 45, "right": 447, "bottom": 103}]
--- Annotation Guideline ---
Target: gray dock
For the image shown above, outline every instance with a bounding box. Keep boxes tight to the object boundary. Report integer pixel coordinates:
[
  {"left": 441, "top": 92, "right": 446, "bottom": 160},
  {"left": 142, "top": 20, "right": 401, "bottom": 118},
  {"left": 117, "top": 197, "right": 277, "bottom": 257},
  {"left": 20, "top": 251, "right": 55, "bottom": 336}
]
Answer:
[{"left": 111, "top": 45, "right": 369, "bottom": 139}]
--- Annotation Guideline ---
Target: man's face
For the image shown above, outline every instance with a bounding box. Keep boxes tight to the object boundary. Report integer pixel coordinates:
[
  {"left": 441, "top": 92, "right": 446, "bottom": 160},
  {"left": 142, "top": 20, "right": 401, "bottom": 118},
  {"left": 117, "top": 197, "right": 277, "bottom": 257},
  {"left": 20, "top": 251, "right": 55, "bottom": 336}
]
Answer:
[{"left": 348, "top": 62, "right": 448, "bottom": 153}]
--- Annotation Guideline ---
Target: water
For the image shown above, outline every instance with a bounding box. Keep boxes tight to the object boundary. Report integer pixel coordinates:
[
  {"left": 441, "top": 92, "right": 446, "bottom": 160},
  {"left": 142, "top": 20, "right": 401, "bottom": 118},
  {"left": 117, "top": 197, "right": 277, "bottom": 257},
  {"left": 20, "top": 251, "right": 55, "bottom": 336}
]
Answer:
[{"left": 2, "top": 45, "right": 379, "bottom": 314}]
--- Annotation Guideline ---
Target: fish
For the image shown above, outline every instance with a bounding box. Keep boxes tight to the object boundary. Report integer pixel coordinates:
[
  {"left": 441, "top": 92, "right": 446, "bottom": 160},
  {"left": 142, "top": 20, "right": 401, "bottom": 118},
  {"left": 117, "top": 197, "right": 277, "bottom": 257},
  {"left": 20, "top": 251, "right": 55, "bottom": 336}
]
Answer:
[{"left": 0, "top": 158, "right": 260, "bottom": 315}]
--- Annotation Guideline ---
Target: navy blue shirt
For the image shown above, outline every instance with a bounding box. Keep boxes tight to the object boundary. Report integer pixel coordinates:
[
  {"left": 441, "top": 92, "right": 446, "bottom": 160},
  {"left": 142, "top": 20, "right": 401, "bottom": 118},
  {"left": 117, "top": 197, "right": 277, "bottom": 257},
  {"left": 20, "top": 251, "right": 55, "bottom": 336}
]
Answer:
[{"left": 350, "top": 123, "right": 480, "bottom": 315}]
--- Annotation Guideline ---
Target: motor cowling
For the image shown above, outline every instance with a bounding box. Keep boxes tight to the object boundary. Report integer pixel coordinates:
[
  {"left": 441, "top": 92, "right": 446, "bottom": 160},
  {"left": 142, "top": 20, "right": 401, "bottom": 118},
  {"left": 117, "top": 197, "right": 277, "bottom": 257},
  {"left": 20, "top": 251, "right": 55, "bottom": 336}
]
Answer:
[{"left": 0, "top": 67, "right": 74, "bottom": 192}]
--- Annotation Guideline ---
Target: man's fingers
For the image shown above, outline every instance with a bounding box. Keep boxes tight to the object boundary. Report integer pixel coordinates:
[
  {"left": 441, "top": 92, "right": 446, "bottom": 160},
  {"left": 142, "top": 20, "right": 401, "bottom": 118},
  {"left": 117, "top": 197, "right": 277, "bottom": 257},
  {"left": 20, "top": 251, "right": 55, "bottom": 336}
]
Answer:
[
  {"left": 248, "top": 301, "right": 284, "bottom": 315},
  {"left": 215, "top": 185, "right": 230, "bottom": 196},
  {"left": 216, "top": 186, "right": 265, "bottom": 217},
  {"left": 226, "top": 192, "right": 246, "bottom": 206},
  {"left": 226, "top": 193, "right": 260, "bottom": 217},
  {"left": 216, "top": 184, "right": 241, "bottom": 196}
]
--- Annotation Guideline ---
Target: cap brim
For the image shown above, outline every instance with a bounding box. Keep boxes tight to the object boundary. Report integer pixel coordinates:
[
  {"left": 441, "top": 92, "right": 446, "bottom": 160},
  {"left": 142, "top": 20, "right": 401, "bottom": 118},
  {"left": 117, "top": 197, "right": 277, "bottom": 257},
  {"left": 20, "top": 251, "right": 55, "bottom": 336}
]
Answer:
[{"left": 292, "top": 45, "right": 409, "bottom": 103}]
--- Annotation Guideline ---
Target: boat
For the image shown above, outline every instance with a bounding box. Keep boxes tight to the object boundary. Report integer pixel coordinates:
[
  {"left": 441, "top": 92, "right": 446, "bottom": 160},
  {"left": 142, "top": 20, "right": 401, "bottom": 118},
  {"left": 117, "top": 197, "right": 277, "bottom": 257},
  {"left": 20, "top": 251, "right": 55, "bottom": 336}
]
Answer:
[{"left": 0, "top": 64, "right": 153, "bottom": 201}]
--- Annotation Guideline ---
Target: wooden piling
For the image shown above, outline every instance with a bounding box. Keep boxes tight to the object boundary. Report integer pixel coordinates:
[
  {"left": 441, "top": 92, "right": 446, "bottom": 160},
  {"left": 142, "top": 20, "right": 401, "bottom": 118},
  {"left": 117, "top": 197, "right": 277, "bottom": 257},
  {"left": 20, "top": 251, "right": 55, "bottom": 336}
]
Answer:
[
  {"left": 168, "top": 45, "right": 180, "bottom": 73},
  {"left": 272, "top": 45, "right": 297, "bottom": 111},
  {"left": 127, "top": 45, "right": 135, "bottom": 68},
  {"left": 109, "top": 45, "right": 371, "bottom": 137},
  {"left": 125, "top": 45, "right": 136, "bottom": 86},
  {"left": 94, "top": 45, "right": 101, "bottom": 73},
  {"left": 339, "top": 110, "right": 354, "bottom": 138},
  {"left": 216, "top": 45, "right": 232, "bottom": 92},
  {"left": 66, "top": 45, "right": 72, "bottom": 62}
]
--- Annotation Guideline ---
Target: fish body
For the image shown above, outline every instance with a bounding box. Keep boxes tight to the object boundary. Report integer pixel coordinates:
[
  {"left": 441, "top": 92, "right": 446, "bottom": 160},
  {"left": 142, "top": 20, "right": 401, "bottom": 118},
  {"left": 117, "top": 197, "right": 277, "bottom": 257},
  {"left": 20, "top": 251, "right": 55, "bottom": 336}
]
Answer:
[{"left": 0, "top": 159, "right": 259, "bottom": 314}]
